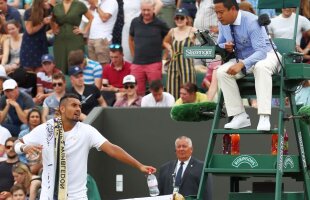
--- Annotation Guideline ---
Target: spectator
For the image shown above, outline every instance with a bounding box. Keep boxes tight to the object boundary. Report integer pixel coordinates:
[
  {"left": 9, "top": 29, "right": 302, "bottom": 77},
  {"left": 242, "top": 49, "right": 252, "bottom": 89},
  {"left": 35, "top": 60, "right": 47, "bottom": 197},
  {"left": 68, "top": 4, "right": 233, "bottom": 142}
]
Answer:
[
  {"left": 244, "top": 0, "right": 276, "bottom": 18},
  {"left": 0, "top": 20, "right": 9, "bottom": 66},
  {"left": 69, "top": 65, "right": 107, "bottom": 119},
  {"left": 122, "top": 0, "right": 163, "bottom": 62},
  {"left": 10, "top": 184, "right": 27, "bottom": 200},
  {"left": 158, "top": 136, "right": 212, "bottom": 199},
  {"left": 41, "top": 73, "right": 66, "bottom": 122},
  {"left": 33, "top": 54, "right": 61, "bottom": 105},
  {"left": 295, "top": 80, "right": 310, "bottom": 106},
  {"left": 0, "top": 123, "right": 11, "bottom": 162},
  {"left": 15, "top": 93, "right": 156, "bottom": 199},
  {"left": 87, "top": 0, "right": 118, "bottom": 67},
  {"left": 18, "top": 108, "right": 42, "bottom": 166},
  {"left": 3, "top": 20, "right": 22, "bottom": 74},
  {"left": 163, "top": 8, "right": 197, "bottom": 99},
  {"left": 101, "top": 44, "right": 131, "bottom": 106},
  {"left": 0, "top": 137, "right": 19, "bottom": 200},
  {"left": 141, "top": 80, "right": 175, "bottom": 107},
  {"left": 114, "top": 75, "right": 142, "bottom": 107},
  {"left": 177, "top": 0, "right": 196, "bottom": 20},
  {"left": 129, "top": 0, "right": 169, "bottom": 96},
  {"left": 214, "top": 0, "right": 281, "bottom": 131},
  {"left": 0, "top": 0, "right": 22, "bottom": 27},
  {"left": 157, "top": 0, "right": 176, "bottom": 28},
  {"left": 268, "top": 8, "right": 310, "bottom": 46},
  {"left": 12, "top": 162, "right": 41, "bottom": 200},
  {"left": 20, "top": 0, "right": 52, "bottom": 72},
  {"left": 175, "top": 82, "right": 207, "bottom": 105},
  {"left": 0, "top": 79, "right": 34, "bottom": 136},
  {"left": 51, "top": 0, "right": 93, "bottom": 74},
  {"left": 68, "top": 49, "right": 102, "bottom": 90},
  {"left": 112, "top": 0, "right": 124, "bottom": 44}
]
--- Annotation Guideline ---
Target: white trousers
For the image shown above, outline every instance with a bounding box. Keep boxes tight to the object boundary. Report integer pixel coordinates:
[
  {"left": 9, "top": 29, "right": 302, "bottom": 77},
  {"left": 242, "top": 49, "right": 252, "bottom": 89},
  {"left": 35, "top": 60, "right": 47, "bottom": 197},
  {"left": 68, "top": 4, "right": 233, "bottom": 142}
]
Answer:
[{"left": 217, "top": 51, "right": 281, "bottom": 116}]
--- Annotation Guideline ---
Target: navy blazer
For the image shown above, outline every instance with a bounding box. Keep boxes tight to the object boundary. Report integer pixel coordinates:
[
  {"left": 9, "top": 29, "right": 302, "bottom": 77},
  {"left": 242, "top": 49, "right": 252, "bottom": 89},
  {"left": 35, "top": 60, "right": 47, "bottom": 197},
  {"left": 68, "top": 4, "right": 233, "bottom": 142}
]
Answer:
[{"left": 158, "top": 157, "right": 212, "bottom": 200}]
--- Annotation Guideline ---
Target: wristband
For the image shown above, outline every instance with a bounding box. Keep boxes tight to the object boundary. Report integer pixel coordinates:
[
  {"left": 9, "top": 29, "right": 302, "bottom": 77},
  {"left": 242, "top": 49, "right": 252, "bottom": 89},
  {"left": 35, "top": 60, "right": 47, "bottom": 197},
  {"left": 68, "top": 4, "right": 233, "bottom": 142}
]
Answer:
[{"left": 14, "top": 142, "right": 26, "bottom": 154}]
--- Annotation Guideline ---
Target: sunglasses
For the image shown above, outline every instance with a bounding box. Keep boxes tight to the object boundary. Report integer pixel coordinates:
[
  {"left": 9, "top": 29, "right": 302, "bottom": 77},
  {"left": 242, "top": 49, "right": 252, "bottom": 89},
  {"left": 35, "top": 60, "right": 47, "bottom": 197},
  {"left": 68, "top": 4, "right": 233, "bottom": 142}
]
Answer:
[
  {"left": 5, "top": 145, "right": 13, "bottom": 149},
  {"left": 124, "top": 84, "right": 135, "bottom": 89},
  {"left": 109, "top": 44, "right": 121, "bottom": 50},
  {"left": 52, "top": 82, "right": 63, "bottom": 87},
  {"left": 175, "top": 16, "right": 185, "bottom": 21}
]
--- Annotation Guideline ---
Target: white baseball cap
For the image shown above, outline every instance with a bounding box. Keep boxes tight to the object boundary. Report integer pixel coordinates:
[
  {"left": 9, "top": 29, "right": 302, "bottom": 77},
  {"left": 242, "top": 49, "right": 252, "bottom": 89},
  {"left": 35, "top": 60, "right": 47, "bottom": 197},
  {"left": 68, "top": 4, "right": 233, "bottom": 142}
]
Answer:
[
  {"left": 3, "top": 79, "right": 17, "bottom": 91},
  {"left": 123, "top": 75, "right": 136, "bottom": 84}
]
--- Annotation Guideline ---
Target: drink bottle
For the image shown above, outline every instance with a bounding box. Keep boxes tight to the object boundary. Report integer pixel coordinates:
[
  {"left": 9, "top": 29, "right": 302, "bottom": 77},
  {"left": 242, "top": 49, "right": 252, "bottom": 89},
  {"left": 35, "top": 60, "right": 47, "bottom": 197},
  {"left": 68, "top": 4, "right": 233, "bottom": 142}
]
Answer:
[
  {"left": 231, "top": 134, "right": 240, "bottom": 155},
  {"left": 147, "top": 171, "right": 159, "bottom": 196},
  {"left": 271, "top": 134, "right": 278, "bottom": 155},
  {"left": 222, "top": 134, "right": 231, "bottom": 154},
  {"left": 283, "top": 129, "right": 289, "bottom": 155}
]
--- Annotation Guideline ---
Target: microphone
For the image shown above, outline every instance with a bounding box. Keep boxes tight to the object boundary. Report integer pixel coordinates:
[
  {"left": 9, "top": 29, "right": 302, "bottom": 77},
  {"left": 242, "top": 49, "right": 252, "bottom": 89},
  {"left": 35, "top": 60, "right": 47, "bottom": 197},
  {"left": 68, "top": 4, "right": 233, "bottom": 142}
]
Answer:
[
  {"left": 258, "top": 14, "right": 271, "bottom": 37},
  {"left": 170, "top": 102, "right": 217, "bottom": 122}
]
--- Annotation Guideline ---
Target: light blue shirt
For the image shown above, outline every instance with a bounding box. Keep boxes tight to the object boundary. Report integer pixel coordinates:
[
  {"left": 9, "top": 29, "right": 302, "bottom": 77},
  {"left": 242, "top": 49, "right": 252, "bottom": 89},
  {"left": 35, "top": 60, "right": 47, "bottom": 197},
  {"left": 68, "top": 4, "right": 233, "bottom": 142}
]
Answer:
[
  {"left": 83, "top": 58, "right": 102, "bottom": 85},
  {"left": 217, "top": 10, "right": 273, "bottom": 70}
]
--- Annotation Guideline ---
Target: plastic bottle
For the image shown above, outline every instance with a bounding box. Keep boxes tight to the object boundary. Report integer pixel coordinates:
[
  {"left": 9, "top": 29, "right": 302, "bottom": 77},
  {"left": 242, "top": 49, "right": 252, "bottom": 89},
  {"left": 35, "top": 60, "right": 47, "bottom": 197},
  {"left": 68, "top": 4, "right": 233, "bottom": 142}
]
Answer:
[
  {"left": 231, "top": 134, "right": 240, "bottom": 155},
  {"left": 147, "top": 171, "right": 159, "bottom": 196},
  {"left": 271, "top": 134, "right": 278, "bottom": 155},
  {"left": 283, "top": 129, "right": 289, "bottom": 155},
  {"left": 222, "top": 134, "right": 231, "bottom": 154}
]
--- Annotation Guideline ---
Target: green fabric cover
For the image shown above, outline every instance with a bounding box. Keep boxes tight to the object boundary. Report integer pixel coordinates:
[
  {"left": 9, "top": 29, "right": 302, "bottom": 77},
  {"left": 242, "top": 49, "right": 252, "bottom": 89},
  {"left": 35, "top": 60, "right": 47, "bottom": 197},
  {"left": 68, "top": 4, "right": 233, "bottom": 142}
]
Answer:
[{"left": 87, "top": 174, "right": 101, "bottom": 200}]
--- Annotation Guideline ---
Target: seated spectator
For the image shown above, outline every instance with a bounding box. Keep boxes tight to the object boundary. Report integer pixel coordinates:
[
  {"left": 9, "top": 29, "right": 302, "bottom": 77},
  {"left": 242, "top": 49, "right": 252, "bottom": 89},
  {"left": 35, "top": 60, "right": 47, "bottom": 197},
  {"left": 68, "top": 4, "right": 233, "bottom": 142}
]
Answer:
[
  {"left": 175, "top": 82, "right": 207, "bottom": 105},
  {"left": 68, "top": 65, "right": 107, "bottom": 120},
  {"left": 12, "top": 162, "right": 41, "bottom": 200},
  {"left": 33, "top": 54, "right": 61, "bottom": 105},
  {"left": 0, "top": 137, "right": 19, "bottom": 200},
  {"left": 101, "top": 44, "right": 131, "bottom": 106},
  {"left": 0, "top": 0, "right": 22, "bottom": 28},
  {"left": 3, "top": 20, "right": 22, "bottom": 74},
  {"left": 0, "top": 124, "right": 11, "bottom": 162},
  {"left": 295, "top": 80, "right": 310, "bottom": 106},
  {"left": 113, "top": 75, "right": 142, "bottom": 107},
  {"left": 68, "top": 49, "right": 102, "bottom": 90},
  {"left": 0, "top": 79, "right": 34, "bottom": 136},
  {"left": 41, "top": 73, "right": 66, "bottom": 122},
  {"left": 0, "top": 21, "right": 9, "bottom": 66},
  {"left": 268, "top": 8, "right": 310, "bottom": 46},
  {"left": 141, "top": 80, "right": 175, "bottom": 107},
  {"left": 10, "top": 184, "right": 27, "bottom": 200},
  {"left": 18, "top": 109, "right": 42, "bottom": 166},
  {"left": 296, "top": 33, "right": 310, "bottom": 63}
]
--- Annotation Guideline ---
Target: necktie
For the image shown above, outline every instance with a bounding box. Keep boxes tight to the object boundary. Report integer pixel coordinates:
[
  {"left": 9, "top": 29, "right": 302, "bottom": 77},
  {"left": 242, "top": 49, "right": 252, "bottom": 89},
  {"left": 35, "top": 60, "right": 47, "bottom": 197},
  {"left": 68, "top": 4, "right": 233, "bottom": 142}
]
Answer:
[
  {"left": 175, "top": 162, "right": 184, "bottom": 187},
  {"left": 230, "top": 24, "right": 246, "bottom": 75}
]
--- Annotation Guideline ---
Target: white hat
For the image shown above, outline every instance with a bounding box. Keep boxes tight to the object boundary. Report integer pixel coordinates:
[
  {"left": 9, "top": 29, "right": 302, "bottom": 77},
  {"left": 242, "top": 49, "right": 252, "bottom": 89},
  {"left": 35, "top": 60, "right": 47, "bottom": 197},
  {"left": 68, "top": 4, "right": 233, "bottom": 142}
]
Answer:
[
  {"left": 3, "top": 79, "right": 17, "bottom": 91},
  {"left": 0, "top": 65, "right": 7, "bottom": 79},
  {"left": 123, "top": 75, "right": 136, "bottom": 84}
]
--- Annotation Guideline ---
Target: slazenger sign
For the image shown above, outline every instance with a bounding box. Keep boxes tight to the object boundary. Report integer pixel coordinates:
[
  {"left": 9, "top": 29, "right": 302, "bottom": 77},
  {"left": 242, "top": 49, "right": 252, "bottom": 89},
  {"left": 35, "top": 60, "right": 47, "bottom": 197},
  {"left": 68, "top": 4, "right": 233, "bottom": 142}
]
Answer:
[
  {"left": 183, "top": 46, "right": 215, "bottom": 59},
  {"left": 232, "top": 155, "right": 259, "bottom": 168}
]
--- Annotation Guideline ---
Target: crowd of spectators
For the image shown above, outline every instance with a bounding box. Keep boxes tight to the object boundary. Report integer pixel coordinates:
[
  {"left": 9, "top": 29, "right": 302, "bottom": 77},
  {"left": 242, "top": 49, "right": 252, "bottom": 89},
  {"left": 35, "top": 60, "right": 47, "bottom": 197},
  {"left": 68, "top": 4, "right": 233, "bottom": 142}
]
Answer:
[{"left": 0, "top": 0, "right": 309, "bottom": 198}]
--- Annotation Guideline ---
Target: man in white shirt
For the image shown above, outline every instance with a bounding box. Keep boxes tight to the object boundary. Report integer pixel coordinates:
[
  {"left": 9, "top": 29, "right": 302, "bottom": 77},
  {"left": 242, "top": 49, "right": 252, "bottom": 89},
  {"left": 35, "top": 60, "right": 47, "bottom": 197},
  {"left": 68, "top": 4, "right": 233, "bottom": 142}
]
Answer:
[
  {"left": 141, "top": 80, "right": 175, "bottom": 107},
  {"left": 268, "top": 8, "right": 310, "bottom": 45},
  {"left": 88, "top": 0, "right": 118, "bottom": 66},
  {"left": 15, "top": 93, "right": 156, "bottom": 200}
]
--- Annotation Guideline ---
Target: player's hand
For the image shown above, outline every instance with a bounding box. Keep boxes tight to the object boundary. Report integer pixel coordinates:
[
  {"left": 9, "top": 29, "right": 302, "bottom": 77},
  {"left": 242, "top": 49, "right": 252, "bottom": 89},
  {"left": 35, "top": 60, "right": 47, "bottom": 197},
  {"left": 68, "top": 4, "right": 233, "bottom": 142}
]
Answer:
[
  {"left": 23, "top": 144, "right": 43, "bottom": 155},
  {"left": 140, "top": 165, "right": 157, "bottom": 174}
]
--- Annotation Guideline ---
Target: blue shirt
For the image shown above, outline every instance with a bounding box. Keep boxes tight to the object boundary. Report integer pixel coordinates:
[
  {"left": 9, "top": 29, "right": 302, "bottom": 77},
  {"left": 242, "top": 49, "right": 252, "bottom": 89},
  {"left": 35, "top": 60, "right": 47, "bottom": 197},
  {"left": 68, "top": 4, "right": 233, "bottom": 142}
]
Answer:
[
  {"left": 83, "top": 58, "right": 102, "bottom": 85},
  {"left": 217, "top": 10, "right": 273, "bottom": 70}
]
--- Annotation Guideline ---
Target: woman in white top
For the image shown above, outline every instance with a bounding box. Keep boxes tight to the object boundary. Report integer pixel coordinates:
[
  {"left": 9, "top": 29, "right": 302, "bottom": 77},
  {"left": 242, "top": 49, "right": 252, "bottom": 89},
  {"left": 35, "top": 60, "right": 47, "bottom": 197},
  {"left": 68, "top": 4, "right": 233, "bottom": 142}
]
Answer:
[{"left": 121, "top": 0, "right": 163, "bottom": 62}]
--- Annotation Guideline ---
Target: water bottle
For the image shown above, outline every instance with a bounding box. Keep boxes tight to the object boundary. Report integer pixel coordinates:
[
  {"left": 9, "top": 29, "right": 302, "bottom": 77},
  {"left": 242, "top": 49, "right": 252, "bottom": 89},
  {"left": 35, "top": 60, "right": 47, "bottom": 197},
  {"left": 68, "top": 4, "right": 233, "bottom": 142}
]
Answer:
[{"left": 147, "top": 172, "right": 159, "bottom": 196}]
